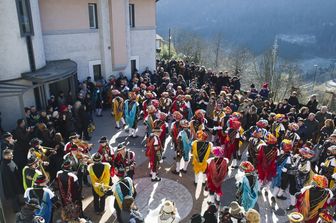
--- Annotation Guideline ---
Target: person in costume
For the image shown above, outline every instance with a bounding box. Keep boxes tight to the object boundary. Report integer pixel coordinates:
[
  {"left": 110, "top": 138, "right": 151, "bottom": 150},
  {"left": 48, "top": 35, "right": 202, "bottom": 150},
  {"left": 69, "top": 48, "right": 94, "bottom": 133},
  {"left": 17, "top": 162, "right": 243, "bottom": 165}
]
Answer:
[
  {"left": 153, "top": 112, "right": 169, "bottom": 151},
  {"left": 220, "top": 118, "right": 242, "bottom": 168},
  {"left": 210, "top": 103, "right": 225, "bottom": 142},
  {"left": 243, "top": 119, "right": 269, "bottom": 142},
  {"left": 144, "top": 105, "right": 157, "bottom": 137},
  {"left": 320, "top": 145, "right": 336, "bottom": 189},
  {"left": 171, "top": 95, "right": 188, "bottom": 119},
  {"left": 63, "top": 144, "right": 90, "bottom": 196},
  {"left": 124, "top": 91, "right": 140, "bottom": 138},
  {"left": 246, "top": 128, "right": 265, "bottom": 168},
  {"left": 113, "top": 142, "right": 136, "bottom": 179},
  {"left": 170, "top": 111, "right": 183, "bottom": 158},
  {"left": 146, "top": 126, "right": 163, "bottom": 182},
  {"left": 22, "top": 156, "right": 43, "bottom": 191},
  {"left": 113, "top": 166, "right": 136, "bottom": 223},
  {"left": 270, "top": 114, "right": 286, "bottom": 145},
  {"left": 56, "top": 160, "right": 82, "bottom": 221},
  {"left": 142, "top": 91, "right": 154, "bottom": 119},
  {"left": 190, "top": 109, "right": 206, "bottom": 140},
  {"left": 317, "top": 210, "right": 333, "bottom": 223},
  {"left": 284, "top": 123, "right": 301, "bottom": 154},
  {"left": 111, "top": 89, "right": 126, "bottom": 129},
  {"left": 88, "top": 153, "right": 111, "bottom": 214},
  {"left": 277, "top": 141, "right": 300, "bottom": 211},
  {"left": 172, "top": 119, "right": 192, "bottom": 174},
  {"left": 296, "top": 174, "right": 333, "bottom": 223},
  {"left": 271, "top": 139, "right": 293, "bottom": 205},
  {"left": 296, "top": 147, "right": 315, "bottom": 190},
  {"left": 236, "top": 161, "right": 259, "bottom": 211},
  {"left": 185, "top": 94, "right": 194, "bottom": 121},
  {"left": 206, "top": 146, "right": 229, "bottom": 204},
  {"left": 287, "top": 212, "right": 304, "bottom": 223},
  {"left": 192, "top": 130, "right": 212, "bottom": 186},
  {"left": 256, "top": 133, "right": 277, "bottom": 199},
  {"left": 64, "top": 132, "right": 80, "bottom": 154},
  {"left": 97, "top": 136, "right": 113, "bottom": 163},
  {"left": 27, "top": 138, "right": 56, "bottom": 161},
  {"left": 159, "top": 92, "right": 172, "bottom": 114},
  {"left": 24, "top": 175, "right": 58, "bottom": 223}
]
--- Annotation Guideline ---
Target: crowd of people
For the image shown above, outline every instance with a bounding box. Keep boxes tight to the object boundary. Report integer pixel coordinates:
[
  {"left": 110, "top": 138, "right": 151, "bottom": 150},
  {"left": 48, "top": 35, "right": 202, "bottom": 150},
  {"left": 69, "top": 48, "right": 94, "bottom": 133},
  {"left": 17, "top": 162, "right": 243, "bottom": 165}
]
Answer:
[{"left": 1, "top": 59, "right": 336, "bottom": 223}]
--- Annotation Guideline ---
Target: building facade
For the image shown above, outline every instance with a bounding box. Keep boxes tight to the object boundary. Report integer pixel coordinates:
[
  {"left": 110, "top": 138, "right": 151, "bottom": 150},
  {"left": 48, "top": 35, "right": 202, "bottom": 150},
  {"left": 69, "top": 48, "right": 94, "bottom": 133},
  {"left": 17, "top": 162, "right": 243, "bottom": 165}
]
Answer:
[{"left": 0, "top": 0, "right": 157, "bottom": 130}]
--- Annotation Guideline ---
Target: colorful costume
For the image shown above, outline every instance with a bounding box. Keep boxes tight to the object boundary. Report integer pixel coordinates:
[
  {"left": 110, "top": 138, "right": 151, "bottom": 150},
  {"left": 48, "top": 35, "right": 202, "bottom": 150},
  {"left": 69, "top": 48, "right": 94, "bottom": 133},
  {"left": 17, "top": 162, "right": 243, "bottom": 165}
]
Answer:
[
  {"left": 189, "top": 109, "right": 206, "bottom": 140},
  {"left": 192, "top": 130, "right": 212, "bottom": 184},
  {"left": 113, "top": 143, "right": 136, "bottom": 179},
  {"left": 219, "top": 118, "right": 242, "bottom": 167},
  {"left": 124, "top": 92, "right": 139, "bottom": 137},
  {"left": 320, "top": 145, "right": 336, "bottom": 188},
  {"left": 144, "top": 105, "right": 157, "bottom": 136},
  {"left": 113, "top": 169, "right": 136, "bottom": 223},
  {"left": 206, "top": 147, "right": 229, "bottom": 203},
  {"left": 257, "top": 133, "right": 277, "bottom": 194},
  {"left": 88, "top": 153, "right": 111, "bottom": 213},
  {"left": 146, "top": 128, "right": 163, "bottom": 182},
  {"left": 159, "top": 92, "right": 172, "bottom": 114},
  {"left": 172, "top": 119, "right": 192, "bottom": 174},
  {"left": 237, "top": 161, "right": 259, "bottom": 211},
  {"left": 111, "top": 90, "right": 125, "bottom": 128},
  {"left": 170, "top": 111, "right": 183, "bottom": 154},
  {"left": 56, "top": 161, "right": 81, "bottom": 221},
  {"left": 296, "top": 175, "right": 333, "bottom": 223}
]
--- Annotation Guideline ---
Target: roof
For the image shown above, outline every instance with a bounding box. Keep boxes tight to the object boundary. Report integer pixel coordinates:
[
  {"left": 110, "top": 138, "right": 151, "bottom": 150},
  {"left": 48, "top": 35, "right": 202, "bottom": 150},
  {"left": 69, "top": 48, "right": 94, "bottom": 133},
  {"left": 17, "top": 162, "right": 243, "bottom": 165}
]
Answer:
[
  {"left": 0, "top": 80, "right": 32, "bottom": 98},
  {"left": 22, "top": 59, "right": 77, "bottom": 83},
  {"left": 156, "top": 34, "right": 164, "bottom": 41}
]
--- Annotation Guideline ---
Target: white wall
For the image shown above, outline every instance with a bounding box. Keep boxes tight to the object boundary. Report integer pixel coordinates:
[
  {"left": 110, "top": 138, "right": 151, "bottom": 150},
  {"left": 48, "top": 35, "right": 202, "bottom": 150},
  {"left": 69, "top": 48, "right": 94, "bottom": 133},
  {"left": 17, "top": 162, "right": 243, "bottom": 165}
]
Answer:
[
  {"left": 43, "top": 31, "right": 101, "bottom": 81},
  {"left": 0, "top": 0, "right": 30, "bottom": 80},
  {"left": 130, "top": 29, "right": 156, "bottom": 73},
  {"left": 30, "top": 0, "right": 46, "bottom": 69}
]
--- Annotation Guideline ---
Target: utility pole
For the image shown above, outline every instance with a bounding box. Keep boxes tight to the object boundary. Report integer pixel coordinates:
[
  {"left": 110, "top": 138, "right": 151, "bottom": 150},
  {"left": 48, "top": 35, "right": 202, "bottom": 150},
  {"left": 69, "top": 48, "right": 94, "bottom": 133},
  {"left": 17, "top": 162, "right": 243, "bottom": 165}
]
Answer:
[
  {"left": 313, "top": 64, "right": 318, "bottom": 91},
  {"left": 168, "top": 28, "right": 171, "bottom": 58}
]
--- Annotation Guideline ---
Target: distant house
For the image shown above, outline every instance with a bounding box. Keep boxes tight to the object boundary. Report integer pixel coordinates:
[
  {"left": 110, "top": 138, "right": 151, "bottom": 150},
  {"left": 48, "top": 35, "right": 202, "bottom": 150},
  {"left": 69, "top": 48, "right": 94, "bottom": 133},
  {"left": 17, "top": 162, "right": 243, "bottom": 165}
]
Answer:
[
  {"left": 156, "top": 34, "right": 164, "bottom": 52},
  {"left": 0, "top": 0, "right": 158, "bottom": 130}
]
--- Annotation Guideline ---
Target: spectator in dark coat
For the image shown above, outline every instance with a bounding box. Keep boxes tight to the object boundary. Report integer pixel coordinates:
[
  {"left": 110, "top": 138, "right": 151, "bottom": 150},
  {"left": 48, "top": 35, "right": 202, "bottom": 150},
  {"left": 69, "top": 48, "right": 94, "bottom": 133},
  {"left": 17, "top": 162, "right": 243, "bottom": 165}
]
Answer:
[
  {"left": 304, "top": 113, "right": 319, "bottom": 142},
  {"left": 315, "top": 106, "right": 333, "bottom": 129},
  {"left": 203, "top": 204, "right": 218, "bottom": 223},
  {"left": 13, "top": 119, "right": 31, "bottom": 171},
  {"left": 1, "top": 149, "right": 22, "bottom": 213},
  {"left": 306, "top": 94, "right": 318, "bottom": 113},
  {"left": 288, "top": 91, "right": 300, "bottom": 109}
]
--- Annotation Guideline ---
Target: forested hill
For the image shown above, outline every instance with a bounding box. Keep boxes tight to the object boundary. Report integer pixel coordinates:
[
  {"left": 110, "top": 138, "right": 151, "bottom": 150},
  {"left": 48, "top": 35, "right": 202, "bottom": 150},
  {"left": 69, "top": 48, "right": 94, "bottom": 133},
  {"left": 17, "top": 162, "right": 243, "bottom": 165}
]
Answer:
[{"left": 157, "top": 0, "right": 336, "bottom": 60}]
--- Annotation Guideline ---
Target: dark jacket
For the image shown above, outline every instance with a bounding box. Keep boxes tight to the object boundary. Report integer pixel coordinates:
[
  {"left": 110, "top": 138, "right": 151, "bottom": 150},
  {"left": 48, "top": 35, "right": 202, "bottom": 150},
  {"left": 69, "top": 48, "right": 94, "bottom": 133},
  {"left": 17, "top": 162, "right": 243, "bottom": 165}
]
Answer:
[{"left": 1, "top": 159, "right": 22, "bottom": 199}]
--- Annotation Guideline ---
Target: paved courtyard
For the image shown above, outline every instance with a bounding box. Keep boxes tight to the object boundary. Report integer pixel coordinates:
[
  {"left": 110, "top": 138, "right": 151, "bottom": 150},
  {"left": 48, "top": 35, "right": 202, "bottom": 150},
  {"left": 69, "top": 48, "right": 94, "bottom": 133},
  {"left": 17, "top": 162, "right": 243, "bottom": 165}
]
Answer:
[{"left": 4, "top": 109, "right": 293, "bottom": 222}]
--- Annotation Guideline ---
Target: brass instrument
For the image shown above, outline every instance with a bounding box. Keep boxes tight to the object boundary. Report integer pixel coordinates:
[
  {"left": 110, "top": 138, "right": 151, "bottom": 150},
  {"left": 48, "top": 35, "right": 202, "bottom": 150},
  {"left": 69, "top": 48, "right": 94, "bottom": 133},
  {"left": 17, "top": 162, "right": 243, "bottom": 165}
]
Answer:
[
  {"left": 73, "top": 139, "right": 93, "bottom": 153},
  {"left": 37, "top": 159, "right": 50, "bottom": 183},
  {"left": 75, "top": 151, "right": 93, "bottom": 166},
  {"left": 94, "top": 182, "right": 113, "bottom": 193}
]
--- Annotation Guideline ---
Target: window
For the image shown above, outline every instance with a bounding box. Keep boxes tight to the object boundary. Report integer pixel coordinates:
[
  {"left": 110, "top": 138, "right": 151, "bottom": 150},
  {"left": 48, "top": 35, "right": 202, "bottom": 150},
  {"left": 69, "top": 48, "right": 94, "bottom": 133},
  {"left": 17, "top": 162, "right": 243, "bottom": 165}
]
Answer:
[
  {"left": 88, "top": 3, "right": 98, "bottom": 29},
  {"left": 93, "top": 64, "right": 102, "bottom": 81},
  {"left": 129, "top": 4, "right": 135, "bottom": 28},
  {"left": 15, "top": 0, "right": 34, "bottom": 36}
]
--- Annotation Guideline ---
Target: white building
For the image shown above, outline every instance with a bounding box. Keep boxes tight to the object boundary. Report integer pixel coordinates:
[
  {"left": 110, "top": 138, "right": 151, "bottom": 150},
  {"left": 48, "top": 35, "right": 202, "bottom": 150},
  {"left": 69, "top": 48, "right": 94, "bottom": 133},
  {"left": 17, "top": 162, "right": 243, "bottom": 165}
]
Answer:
[{"left": 0, "top": 0, "right": 158, "bottom": 130}]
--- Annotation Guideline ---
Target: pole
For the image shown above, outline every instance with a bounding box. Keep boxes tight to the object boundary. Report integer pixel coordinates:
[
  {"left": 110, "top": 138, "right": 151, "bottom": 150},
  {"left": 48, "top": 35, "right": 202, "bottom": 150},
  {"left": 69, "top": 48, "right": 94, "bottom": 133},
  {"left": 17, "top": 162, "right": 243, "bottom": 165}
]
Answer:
[
  {"left": 168, "top": 28, "right": 171, "bottom": 58},
  {"left": 313, "top": 64, "right": 318, "bottom": 91}
]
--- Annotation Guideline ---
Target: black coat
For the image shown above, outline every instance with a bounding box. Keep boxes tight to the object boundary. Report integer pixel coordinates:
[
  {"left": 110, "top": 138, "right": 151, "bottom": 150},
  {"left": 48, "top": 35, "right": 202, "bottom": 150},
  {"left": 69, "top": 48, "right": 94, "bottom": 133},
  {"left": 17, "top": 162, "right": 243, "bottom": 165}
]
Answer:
[{"left": 1, "top": 159, "right": 22, "bottom": 199}]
